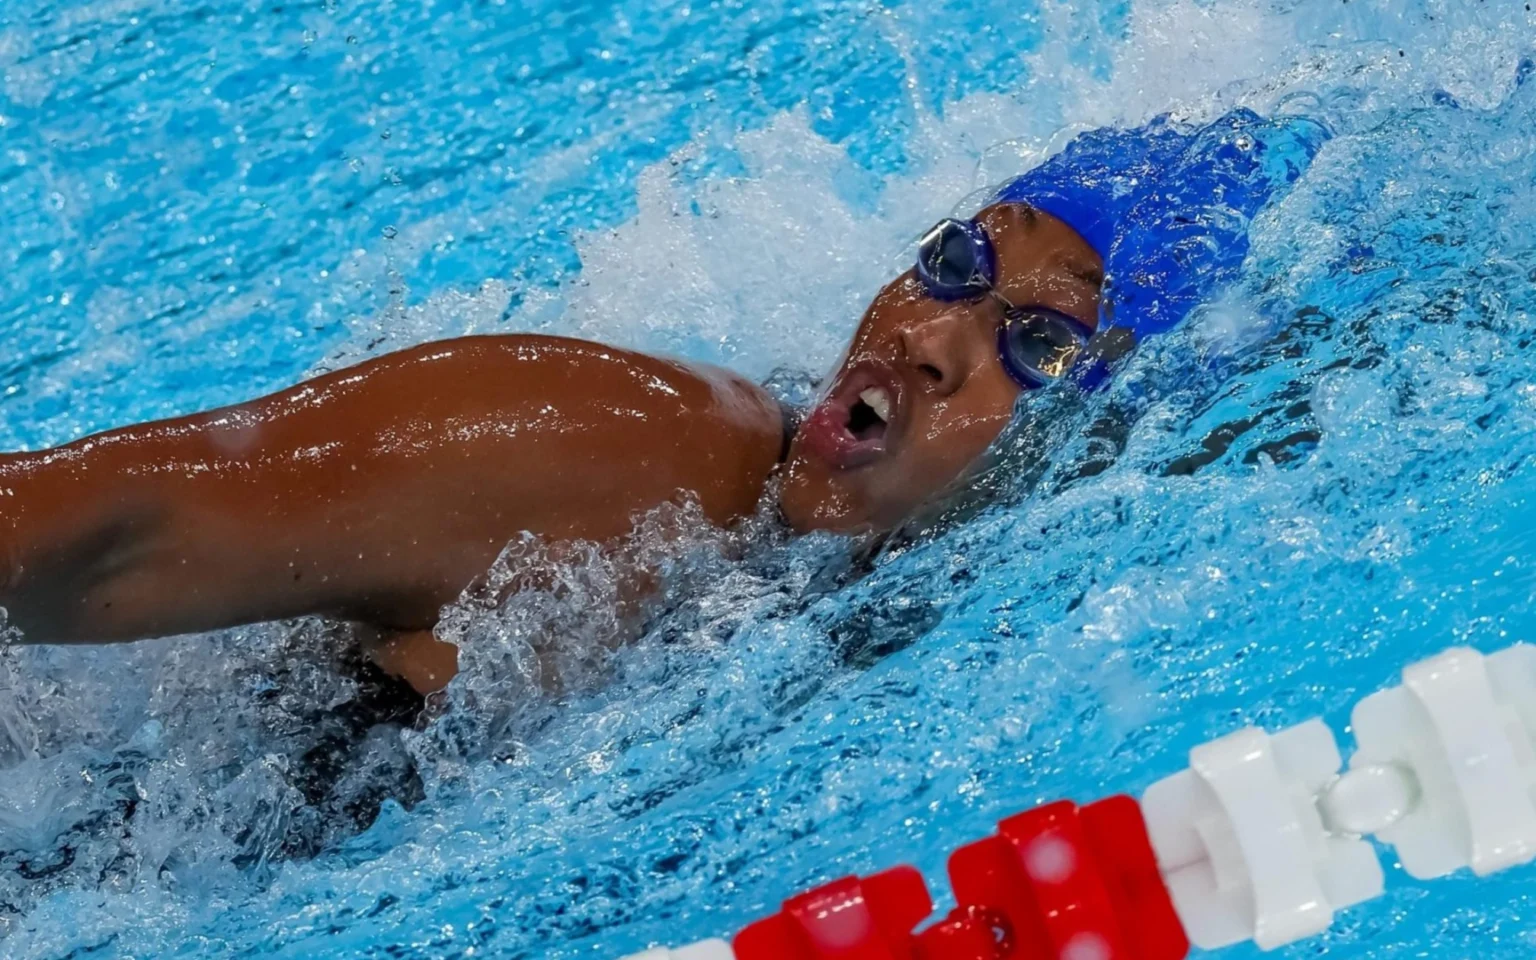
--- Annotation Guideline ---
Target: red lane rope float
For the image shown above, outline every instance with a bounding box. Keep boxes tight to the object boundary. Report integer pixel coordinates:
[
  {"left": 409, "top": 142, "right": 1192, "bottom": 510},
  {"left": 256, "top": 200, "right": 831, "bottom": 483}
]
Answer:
[
  {"left": 731, "top": 796, "right": 1188, "bottom": 960},
  {"left": 942, "top": 797, "right": 1187, "bottom": 960},
  {"left": 913, "top": 903, "right": 1014, "bottom": 958},
  {"left": 734, "top": 867, "right": 933, "bottom": 959}
]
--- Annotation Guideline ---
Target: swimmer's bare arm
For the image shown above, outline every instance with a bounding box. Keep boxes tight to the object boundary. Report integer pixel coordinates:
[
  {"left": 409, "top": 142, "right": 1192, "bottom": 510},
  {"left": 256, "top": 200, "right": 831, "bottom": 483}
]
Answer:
[{"left": 0, "top": 334, "right": 785, "bottom": 651}]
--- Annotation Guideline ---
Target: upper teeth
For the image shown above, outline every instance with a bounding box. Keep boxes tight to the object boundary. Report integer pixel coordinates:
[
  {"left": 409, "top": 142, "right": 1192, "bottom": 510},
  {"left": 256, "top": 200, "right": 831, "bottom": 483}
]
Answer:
[{"left": 859, "top": 387, "right": 892, "bottom": 422}]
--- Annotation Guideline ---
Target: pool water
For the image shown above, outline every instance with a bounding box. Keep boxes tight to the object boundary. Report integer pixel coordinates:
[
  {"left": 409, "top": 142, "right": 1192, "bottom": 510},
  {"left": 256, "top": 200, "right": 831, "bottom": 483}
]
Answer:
[{"left": 5, "top": 0, "right": 1536, "bottom": 957}]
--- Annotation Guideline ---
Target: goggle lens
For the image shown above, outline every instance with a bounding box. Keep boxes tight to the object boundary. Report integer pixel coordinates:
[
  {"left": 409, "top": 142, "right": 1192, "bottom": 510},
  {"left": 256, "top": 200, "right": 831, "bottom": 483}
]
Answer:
[
  {"left": 915, "top": 218, "right": 995, "bottom": 300},
  {"left": 997, "top": 309, "right": 1094, "bottom": 389}
]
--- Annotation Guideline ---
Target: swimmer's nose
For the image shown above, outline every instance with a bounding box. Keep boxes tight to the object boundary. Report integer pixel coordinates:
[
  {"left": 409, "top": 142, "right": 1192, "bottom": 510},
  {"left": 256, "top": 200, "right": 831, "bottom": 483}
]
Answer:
[{"left": 898, "top": 310, "right": 984, "bottom": 397}]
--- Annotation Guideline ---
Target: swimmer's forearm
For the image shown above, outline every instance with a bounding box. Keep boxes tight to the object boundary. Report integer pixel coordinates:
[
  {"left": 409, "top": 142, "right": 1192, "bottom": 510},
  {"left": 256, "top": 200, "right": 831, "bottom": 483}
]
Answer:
[
  {"left": 0, "top": 438, "right": 312, "bottom": 644},
  {"left": 0, "top": 450, "right": 173, "bottom": 642},
  {"left": 0, "top": 365, "right": 463, "bottom": 643}
]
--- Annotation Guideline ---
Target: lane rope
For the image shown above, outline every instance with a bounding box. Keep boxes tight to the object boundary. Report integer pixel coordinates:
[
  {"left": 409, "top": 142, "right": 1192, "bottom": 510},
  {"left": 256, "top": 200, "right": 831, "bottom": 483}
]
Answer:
[{"left": 616, "top": 643, "right": 1536, "bottom": 959}]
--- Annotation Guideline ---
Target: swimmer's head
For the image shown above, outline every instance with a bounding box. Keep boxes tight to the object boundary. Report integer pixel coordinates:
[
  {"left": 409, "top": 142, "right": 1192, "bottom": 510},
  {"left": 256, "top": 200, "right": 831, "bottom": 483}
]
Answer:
[
  {"left": 779, "top": 109, "right": 1331, "bottom": 534},
  {"left": 779, "top": 203, "right": 1103, "bottom": 533}
]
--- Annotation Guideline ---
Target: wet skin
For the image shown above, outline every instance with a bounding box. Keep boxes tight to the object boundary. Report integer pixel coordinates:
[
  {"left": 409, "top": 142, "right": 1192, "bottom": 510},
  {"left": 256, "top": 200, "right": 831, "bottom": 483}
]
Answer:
[
  {"left": 780, "top": 203, "right": 1104, "bottom": 533},
  {"left": 0, "top": 335, "right": 785, "bottom": 693},
  {"left": 0, "top": 203, "right": 1099, "bottom": 695}
]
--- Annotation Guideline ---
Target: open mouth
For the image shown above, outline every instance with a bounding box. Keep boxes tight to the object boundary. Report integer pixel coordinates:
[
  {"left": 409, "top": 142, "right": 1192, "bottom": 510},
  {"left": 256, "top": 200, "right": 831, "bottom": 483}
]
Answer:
[
  {"left": 846, "top": 386, "right": 893, "bottom": 442},
  {"left": 795, "top": 363, "right": 903, "bottom": 469}
]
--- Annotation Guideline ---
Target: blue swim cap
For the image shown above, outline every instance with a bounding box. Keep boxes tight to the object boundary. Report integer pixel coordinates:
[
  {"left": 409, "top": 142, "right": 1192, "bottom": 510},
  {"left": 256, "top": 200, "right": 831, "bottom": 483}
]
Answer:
[{"left": 995, "top": 109, "right": 1332, "bottom": 357}]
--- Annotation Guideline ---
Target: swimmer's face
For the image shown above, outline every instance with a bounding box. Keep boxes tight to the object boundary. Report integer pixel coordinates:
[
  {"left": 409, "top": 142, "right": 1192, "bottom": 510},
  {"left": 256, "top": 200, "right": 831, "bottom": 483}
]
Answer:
[{"left": 780, "top": 204, "right": 1104, "bottom": 534}]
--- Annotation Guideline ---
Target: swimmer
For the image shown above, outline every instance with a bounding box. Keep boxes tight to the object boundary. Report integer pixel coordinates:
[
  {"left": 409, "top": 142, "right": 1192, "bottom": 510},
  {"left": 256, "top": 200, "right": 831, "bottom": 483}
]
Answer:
[{"left": 0, "top": 109, "right": 1329, "bottom": 696}]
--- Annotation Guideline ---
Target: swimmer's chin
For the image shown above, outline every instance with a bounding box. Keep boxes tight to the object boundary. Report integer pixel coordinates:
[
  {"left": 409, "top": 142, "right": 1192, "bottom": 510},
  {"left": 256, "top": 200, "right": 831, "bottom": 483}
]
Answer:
[{"left": 778, "top": 456, "right": 882, "bottom": 535}]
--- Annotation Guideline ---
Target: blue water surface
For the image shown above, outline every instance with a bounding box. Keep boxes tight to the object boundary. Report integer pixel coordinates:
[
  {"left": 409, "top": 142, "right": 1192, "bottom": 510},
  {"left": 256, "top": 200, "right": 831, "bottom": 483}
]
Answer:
[
  {"left": 6, "top": 0, "right": 1536, "bottom": 957},
  {"left": 0, "top": 0, "right": 1108, "bottom": 446}
]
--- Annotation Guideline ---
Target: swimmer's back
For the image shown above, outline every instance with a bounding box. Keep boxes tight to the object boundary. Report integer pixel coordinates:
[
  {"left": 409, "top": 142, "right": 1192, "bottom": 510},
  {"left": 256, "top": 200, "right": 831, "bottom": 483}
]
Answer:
[{"left": 0, "top": 333, "right": 786, "bottom": 646}]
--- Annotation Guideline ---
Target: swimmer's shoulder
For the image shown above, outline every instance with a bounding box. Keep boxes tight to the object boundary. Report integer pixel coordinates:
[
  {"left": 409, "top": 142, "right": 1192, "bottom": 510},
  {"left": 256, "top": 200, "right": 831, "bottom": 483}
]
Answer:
[
  {"left": 418, "top": 333, "right": 785, "bottom": 433},
  {"left": 447, "top": 333, "right": 789, "bottom": 522}
]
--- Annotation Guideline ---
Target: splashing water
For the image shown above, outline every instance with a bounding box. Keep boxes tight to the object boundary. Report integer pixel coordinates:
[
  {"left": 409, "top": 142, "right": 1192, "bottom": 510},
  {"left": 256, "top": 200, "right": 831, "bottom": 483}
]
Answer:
[{"left": 6, "top": 0, "right": 1536, "bottom": 956}]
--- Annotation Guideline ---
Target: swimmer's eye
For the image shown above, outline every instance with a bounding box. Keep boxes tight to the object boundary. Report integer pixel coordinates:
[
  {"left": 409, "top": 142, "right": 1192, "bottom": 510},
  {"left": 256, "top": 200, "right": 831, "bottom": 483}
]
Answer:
[{"left": 997, "top": 307, "right": 1094, "bottom": 390}]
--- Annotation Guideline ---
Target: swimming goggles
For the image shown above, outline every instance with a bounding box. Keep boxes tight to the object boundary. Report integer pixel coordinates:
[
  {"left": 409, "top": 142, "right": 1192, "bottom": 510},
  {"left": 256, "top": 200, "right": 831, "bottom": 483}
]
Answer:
[{"left": 915, "top": 216, "right": 1095, "bottom": 390}]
